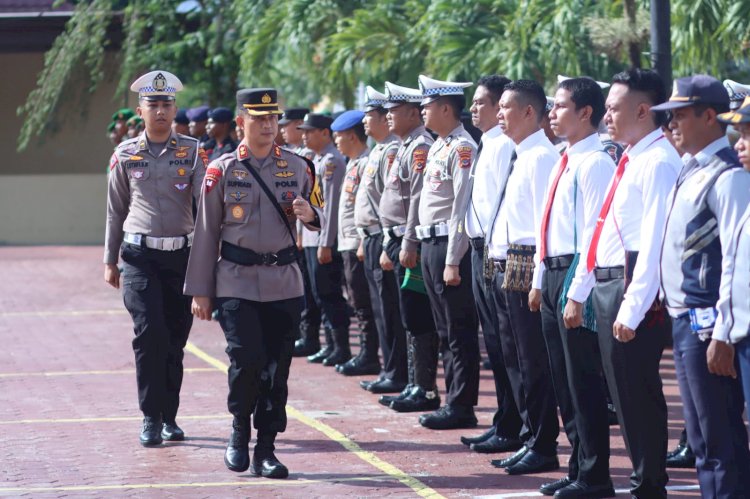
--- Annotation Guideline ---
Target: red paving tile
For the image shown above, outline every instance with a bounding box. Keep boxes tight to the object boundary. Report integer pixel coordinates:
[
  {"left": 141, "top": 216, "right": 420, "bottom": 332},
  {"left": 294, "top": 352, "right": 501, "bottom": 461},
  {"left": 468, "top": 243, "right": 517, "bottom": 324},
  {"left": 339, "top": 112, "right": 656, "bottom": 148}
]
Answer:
[{"left": 0, "top": 247, "right": 704, "bottom": 497}]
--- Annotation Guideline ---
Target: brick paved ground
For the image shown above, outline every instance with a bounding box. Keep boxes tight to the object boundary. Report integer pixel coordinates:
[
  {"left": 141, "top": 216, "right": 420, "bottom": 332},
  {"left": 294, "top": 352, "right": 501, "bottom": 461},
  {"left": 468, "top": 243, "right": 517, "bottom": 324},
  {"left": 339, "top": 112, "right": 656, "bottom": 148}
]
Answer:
[{"left": 0, "top": 246, "right": 702, "bottom": 498}]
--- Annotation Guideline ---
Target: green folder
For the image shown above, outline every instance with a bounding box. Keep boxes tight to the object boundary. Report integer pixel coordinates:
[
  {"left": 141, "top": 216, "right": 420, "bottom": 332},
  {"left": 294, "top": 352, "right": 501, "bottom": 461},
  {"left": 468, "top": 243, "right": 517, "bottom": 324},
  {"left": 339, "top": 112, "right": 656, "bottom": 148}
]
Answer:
[{"left": 401, "top": 261, "right": 427, "bottom": 294}]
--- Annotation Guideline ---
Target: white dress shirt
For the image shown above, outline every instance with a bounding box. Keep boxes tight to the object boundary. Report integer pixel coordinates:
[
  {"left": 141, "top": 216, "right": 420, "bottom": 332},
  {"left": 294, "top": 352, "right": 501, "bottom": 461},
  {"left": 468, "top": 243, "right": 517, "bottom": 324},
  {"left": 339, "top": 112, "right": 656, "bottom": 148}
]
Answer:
[
  {"left": 466, "top": 125, "right": 515, "bottom": 239},
  {"left": 533, "top": 133, "right": 615, "bottom": 289},
  {"left": 580, "top": 128, "right": 681, "bottom": 330},
  {"left": 715, "top": 207, "right": 750, "bottom": 344}
]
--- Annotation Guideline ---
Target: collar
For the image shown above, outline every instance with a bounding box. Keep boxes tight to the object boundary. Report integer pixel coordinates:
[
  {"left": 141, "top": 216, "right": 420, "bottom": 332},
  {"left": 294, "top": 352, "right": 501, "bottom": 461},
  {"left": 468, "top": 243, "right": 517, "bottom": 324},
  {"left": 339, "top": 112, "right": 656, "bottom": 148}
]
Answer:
[
  {"left": 566, "top": 132, "right": 603, "bottom": 157},
  {"left": 378, "top": 133, "right": 400, "bottom": 145},
  {"left": 515, "top": 128, "right": 547, "bottom": 156},
  {"left": 322, "top": 142, "right": 338, "bottom": 157},
  {"left": 482, "top": 125, "right": 503, "bottom": 140},
  {"left": 444, "top": 123, "right": 465, "bottom": 140},
  {"left": 356, "top": 146, "right": 370, "bottom": 160},
  {"left": 406, "top": 125, "right": 427, "bottom": 142},
  {"left": 138, "top": 130, "right": 179, "bottom": 151},
  {"left": 694, "top": 136, "right": 731, "bottom": 166},
  {"left": 625, "top": 128, "right": 663, "bottom": 159}
]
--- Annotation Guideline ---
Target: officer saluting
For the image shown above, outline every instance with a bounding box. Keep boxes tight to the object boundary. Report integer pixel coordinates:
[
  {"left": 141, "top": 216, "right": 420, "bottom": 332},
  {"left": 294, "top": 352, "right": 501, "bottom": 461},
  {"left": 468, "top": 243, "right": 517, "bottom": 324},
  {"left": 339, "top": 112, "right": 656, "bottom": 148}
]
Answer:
[
  {"left": 104, "top": 70, "right": 206, "bottom": 446},
  {"left": 185, "top": 88, "right": 322, "bottom": 478}
]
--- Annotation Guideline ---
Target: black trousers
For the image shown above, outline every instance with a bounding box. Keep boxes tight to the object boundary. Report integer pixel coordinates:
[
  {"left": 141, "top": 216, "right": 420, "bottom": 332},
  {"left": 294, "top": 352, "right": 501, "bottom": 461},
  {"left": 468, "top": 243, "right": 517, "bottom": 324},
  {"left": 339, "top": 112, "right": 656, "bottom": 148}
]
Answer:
[
  {"left": 593, "top": 278, "right": 668, "bottom": 498},
  {"left": 504, "top": 285, "right": 559, "bottom": 456},
  {"left": 420, "top": 237, "right": 479, "bottom": 407},
  {"left": 216, "top": 296, "right": 303, "bottom": 433},
  {"left": 299, "top": 249, "right": 322, "bottom": 338},
  {"left": 303, "top": 246, "right": 349, "bottom": 330},
  {"left": 366, "top": 234, "right": 406, "bottom": 381},
  {"left": 120, "top": 243, "right": 192, "bottom": 422},
  {"left": 471, "top": 246, "right": 522, "bottom": 439},
  {"left": 541, "top": 267, "right": 609, "bottom": 484},
  {"left": 341, "top": 249, "right": 376, "bottom": 336}
]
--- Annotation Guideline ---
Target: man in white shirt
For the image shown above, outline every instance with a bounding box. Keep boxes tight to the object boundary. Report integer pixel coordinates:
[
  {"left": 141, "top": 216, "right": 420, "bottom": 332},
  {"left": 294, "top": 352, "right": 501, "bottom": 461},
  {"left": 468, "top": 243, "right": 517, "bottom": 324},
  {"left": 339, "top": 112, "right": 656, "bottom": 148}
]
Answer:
[
  {"left": 579, "top": 69, "right": 679, "bottom": 498},
  {"left": 460, "top": 75, "right": 523, "bottom": 454},
  {"left": 654, "top": 75, "right": 750, "bottom": 498},
  {"left": 534, "top": 77, "right": 615, "bottom": 498},
  {"left": 488, "top": 79, "right": 560, "bottom": 475}
]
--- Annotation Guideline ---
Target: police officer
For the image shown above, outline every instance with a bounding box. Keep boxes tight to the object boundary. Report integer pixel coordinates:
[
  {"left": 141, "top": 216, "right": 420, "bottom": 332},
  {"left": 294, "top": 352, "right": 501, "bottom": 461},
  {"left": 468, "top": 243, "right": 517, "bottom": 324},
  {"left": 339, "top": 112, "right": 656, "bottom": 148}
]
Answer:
[
  {"left": 173, "top": 108, "right": 190, "bottom": 136},
  {"left": 126, "top": 116, "right": 144, "bottom": 139},
  {"left": 112, "top": 108, "right": 135, "bottom": 144},
  {"left": 415, "top": 75, "right": 479, "bottom": 430},
  {"left": 186, "top": 88, "right": 322, "bottom": 477},
  {"left": 203, "top": 107, "right": 238, "bottom": 161},
  {"left": 187, "top": 105, "right": 210, "bottom": 141},
  {"left": 371, "top": 82, "right": 436, "bottom": 406},
  {"left": 298, "top": 113, "right": 351, "bottom": 365},
  {"left": 279, "top": 107, "right": 312, "bottom": 156},
  {"left": 338, "top": 86, "right": 401, "bottom": 377},
  {"left": 654, "top": 75, "right": 750, "bottom": 498},
  {"left": 104, "top": 70, "right": 206, "bottom": 446}
]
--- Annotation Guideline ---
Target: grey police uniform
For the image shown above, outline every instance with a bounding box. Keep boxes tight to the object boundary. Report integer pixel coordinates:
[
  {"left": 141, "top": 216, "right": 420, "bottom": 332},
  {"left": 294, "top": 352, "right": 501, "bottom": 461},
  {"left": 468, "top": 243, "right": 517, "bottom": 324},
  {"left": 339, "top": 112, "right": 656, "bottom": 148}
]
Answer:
[
  {"left": 184, "top": 143, "right": 322, "bottom": 432},
  {"left": 417, "top": 124, "right": 480, "bottom": 409},
  {"left": 105, "top": 130, "right": 206, "bottom": 424}
]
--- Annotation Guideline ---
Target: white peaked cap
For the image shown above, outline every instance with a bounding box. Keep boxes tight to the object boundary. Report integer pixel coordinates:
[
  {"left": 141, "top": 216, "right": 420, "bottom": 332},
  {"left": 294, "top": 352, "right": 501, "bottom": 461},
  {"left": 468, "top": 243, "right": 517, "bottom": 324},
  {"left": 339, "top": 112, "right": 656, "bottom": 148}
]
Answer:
[
  {"left": 384, "top": 81, "right": 423, "bottom": 108},
  {"left": 418, "top": 74, "right": 473, "bottom": 105},
  {"left": 130, "top": 70, "right": 183, "bottom": 100}
]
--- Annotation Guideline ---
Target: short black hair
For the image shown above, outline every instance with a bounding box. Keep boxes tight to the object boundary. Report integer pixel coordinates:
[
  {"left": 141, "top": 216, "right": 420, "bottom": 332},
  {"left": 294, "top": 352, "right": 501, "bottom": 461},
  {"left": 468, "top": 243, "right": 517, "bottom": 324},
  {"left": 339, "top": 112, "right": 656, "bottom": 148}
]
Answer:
[
  {"left": 558, "top": 77, "right": 606, "bottom": 128},
  {"left": 477, "top": 74, "right": 512, "bottom": 104},
  {"left": 611, "top": 68, "right": 668, "bottom": 127},
  {"left": 692, "top": 103, "right": 730, "bottom": 133},
  {"left": 350, "top": 122, "right": 367, "bottom": 142},
  {"left": 503, "top": 79, "right": 546, "bottom": 123},
  {"left": 436, "top": 95, "right": 465, "bottom": 120}
]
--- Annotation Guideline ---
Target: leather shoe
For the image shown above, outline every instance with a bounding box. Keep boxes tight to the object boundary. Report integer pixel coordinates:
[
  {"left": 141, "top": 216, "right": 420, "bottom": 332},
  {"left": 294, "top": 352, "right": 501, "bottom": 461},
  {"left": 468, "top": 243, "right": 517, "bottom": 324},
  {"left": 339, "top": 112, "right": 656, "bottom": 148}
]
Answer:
[
  {"left": 307, "top": 345, "right": 333, "bottom": 363},
  {"left": 337, "top": 357, "right": 381, "bottom": 376},
  {"left": 607, "top": 403, "right": 618, "bottom": 426},
  {"left": 161, "top": 421, "right": 185, "bottom": 441},
  {"left": 139, "top": 416, "right": 163, "bottom": 447},
  {"left": 419, "top": 405, "right": 477, "bottom": 430},
  {"left": 461, "top": 427, "right": 495, "bottom": 446},
  {"left": 666, "top": 443, "right": 695, "bottom": 468},
  {"left": 540, "top": 476, "right": 573, "bottom": 496},
  {"left": 491, "top": 446, "right": 528, "bottom": 468},
  {"left": 554, "top": 480, "right": 615, "bottom": 498},
  {"left": 322, "top": 349, "right": 351, "bottom": 367},
  {"left": 390, "top": 386, "right": 440, "bottom": 413},
  {"left": 224, "top": 422, "right": 250, "bottom": 472},
  {"left": 378, "top": 384, "right": 412, "bottom": 406},
  {"left": 470, "top": 435, "right": 523, "bottom": 454},
  {"left": 367, "top": 378, "right": 407, "bottom": 394},
  {"left": 251, "top": 452, "right": 289, "bottom": 479},
  {"left": 360, "top": 376, "right": 384, "bottom": 391},
  {"left": 293, "top": 338, "right": 320, "bottom": 357},
  {"left": 505, "top": 450, "right": 559, "bottom": 475}
]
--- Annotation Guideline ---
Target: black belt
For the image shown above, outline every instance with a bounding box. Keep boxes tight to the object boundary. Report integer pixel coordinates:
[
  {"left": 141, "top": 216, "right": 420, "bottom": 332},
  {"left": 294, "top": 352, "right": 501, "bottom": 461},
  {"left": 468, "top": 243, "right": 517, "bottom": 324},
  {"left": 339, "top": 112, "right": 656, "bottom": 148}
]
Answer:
[
  {"left": 220, "top": 240, "right": 298, "bottom": 267},
  {"left": 469, "top": 237, "right": 485, "bottom": 250},
  {"left": 543, "top": 254, "right": 575, "bottom": 271},
  {"left": 385, "top": 227, "right": 403, "bottom": 239},
  {"left": 594, "top": 266, "right": 625, "bottom": 282},
  {"left": 493, "top": 259, "right": 507, "bottom": 273}
]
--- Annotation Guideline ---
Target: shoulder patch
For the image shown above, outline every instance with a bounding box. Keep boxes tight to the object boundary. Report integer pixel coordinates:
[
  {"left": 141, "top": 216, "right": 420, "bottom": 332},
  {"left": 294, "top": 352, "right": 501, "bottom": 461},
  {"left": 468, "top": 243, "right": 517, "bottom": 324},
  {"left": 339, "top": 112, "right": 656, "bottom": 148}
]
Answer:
[
  {"left": 456, "top": 145, "right": 474, "bottom": 169},
  {"left": 204, "top": 165, "right": 223, "bottom": 194},
  {"left": 238, "top": 144, "right": 249, "bottom": 160},
  {"left": 197, "top": 148, "right": 209, "bottom": 167},
  {"left": 109, "top": 153, "right": 119, "bottom": 171},
  {"left": 324, "top": 160, "right": 336, "bottom": 178},
  {"left": 412, "top": 148, "right": 427, "bottom": 172},
  {"left": 385, "top": 150, "right": 397, "bottom": 172}
]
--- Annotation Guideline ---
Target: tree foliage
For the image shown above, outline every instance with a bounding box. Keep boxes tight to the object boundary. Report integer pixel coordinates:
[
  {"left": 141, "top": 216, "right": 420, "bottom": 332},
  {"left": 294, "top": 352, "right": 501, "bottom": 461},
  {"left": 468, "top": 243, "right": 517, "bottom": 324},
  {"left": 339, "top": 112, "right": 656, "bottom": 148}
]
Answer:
[{"left": 18, "top": 0, "right": 750, "bottom": 151}]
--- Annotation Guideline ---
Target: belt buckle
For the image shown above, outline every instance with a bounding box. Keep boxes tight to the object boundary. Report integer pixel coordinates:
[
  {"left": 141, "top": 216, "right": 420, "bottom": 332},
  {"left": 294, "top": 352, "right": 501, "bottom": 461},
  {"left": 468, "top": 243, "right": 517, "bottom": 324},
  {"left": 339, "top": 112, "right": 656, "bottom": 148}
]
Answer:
[
  {"left": 262, "top": 252, "right": 278, "bottom": 266},
  {"left": 163, "top": 239, "right": 175, "bottom": 251}
]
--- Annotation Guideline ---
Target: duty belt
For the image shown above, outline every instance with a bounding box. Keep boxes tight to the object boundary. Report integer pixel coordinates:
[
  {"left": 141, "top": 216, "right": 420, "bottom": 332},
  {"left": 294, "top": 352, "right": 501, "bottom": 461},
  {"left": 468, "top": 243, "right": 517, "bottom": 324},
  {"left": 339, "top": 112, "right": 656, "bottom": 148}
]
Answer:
[
  {"left": 594, "top": 266, "right": 625, "bottom": 282},
  {"left": 220, "top": 240, "right": 298, "bottom": 267},
  {"left": 469, "top": 237, "right": 485, "bottom": 250},
  {"left": 416, "top": 223, "right": 449, "bottom": 240},
  {"left": 543, "top": 254, "right": 575, "bottom": 271},
  {"left": 124, "top": 232, "right": 193, "bottom": 251},
  {"left": 382, "top": 224, "right": 407, "bottom": 244},
  {"left": 356, "top": 224, "right": 382, "bottom": 238}
]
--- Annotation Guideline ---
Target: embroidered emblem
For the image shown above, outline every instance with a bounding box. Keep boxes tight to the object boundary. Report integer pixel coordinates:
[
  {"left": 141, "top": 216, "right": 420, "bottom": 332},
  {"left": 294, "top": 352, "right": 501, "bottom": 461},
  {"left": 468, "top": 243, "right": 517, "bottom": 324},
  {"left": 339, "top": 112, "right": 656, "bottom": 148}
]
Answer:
[
  {"left": 262, "top": 93, "right": 272, "bottom": 104},
  {"left": 310, "top": 179, "right": 324, "bottom": 208},
  {"left": 238, "top": 144, "right": 249, "bottom": 160},
  {"left": 204, "top": 166, "right": 222, "bottom": 194},
  {"left": 138, "top": 140, "right": 146, "bottom": 150},
  {"left": 412, "top": 149, "right": 427, "bottom": 172},
  {"left": 231, "top": 205, "right": 244, "bottom": 219},
  {"left": 229, "top": 191, "right": 247, "bottom": 202},
  {"left": 386, "top": 151, "right": 397, "bottom": 173},
  {"left": 274, "top": 171, "right": 295, "bottom": 178},
  {"left": 198, "top": 148, "right": 209, "bottom": 167},
  {"left": 232, "top": 169, "right": 248, "bottom": 180},
  {"left": 131, "top": 168, "right": 145, "bottom": 180},
  {"left": 276, "top": 159, "right": 288, "bottom": 168},
  {"left": 177, "top": 167, "right": 187, "bottom": 176},
  {"left": 152, "top": 72, "right": 167, "bottom": 90},
  {"left": 456, "top": 145, "right": 474, "bottom": 169},
  {"left": 175, "top": 151, "right": 188, "bottom": 159},
  {"left": 274, "top": 145, "right": 282, "bottom": 157},
  {"left": 174, "top": 183, "right": 189, "bottom": 191},
  {"left": 129, "top": 155, "right": 144, "bottom": 161},
  {"left": 281, "top": 191, "right": 296, "bottom": 201},
  {"left": 109, "top": 154, "right": 119, "bottom": 171}
]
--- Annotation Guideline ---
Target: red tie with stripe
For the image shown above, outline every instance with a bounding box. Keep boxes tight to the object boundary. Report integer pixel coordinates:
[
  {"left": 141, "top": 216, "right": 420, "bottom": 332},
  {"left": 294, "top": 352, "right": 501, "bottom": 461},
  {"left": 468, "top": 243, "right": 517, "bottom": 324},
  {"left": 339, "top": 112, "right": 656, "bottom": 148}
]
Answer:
[
  {"left": 586, "top": 152, "right": 629, "bottom": 272},
  {"left": 539, "top": 152, "right": 568, "bottom": 261}
]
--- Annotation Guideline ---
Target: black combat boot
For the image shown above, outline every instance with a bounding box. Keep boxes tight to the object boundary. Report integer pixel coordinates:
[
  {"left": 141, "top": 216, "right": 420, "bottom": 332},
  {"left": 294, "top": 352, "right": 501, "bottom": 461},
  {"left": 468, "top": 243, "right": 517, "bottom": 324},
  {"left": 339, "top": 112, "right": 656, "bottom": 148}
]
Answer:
[
  {"left": 337, "top": 309, "right": 381, "bottom": 375},
  {"left": 379, "top": 331, "right": 416, "bottom": 406},
  {"left": 251, "top": 431, "right": 289, "bottom": 479},
  {"left": 293, "top": 319, "right": 321, "bottom": 357},
  {"left": 390, "top": 332, "right": 441, "bottom": 412},
  {"left": 224, "top": 417, "right": 250, "bottom": 472},
  {"left": 322, "top": 326, "right": 352, "bottom": 366},
  {"left": 139, "top": 416, "right": 163, "bottom": 447},
  {"left": 307, "top": 327, "right": 333, "bottom": 363}
]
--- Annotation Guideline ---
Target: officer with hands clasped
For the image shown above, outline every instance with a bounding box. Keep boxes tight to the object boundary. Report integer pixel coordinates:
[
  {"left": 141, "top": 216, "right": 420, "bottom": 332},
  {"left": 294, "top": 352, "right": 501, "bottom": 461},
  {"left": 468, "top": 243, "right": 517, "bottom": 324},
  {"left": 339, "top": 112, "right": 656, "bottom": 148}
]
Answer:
[
  {"left": 185, "top": 88, "right": 322, "bottom": 478},
  {"left": 104, "top": 70, "right": 207, "bottom": 447}
]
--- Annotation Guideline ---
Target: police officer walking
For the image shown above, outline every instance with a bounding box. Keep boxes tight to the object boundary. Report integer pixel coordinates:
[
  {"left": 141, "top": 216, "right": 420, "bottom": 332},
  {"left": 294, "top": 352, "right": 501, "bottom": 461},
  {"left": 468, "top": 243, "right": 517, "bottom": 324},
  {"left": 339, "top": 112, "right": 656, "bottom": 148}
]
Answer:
[
  {"left": 104, "top": 70, "right": 206, "bottom": 446},
  {"left": 185, "top": 88, "right": 322, "bottom": 478}
]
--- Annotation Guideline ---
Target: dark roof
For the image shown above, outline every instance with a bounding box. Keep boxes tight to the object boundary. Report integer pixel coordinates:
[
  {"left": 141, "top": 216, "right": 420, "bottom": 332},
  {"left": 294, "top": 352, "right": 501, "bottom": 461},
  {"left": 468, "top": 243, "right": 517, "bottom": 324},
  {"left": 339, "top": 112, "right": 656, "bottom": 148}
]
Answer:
[{"left": 0, "top": 1, "right": 75, "bottom": 13}]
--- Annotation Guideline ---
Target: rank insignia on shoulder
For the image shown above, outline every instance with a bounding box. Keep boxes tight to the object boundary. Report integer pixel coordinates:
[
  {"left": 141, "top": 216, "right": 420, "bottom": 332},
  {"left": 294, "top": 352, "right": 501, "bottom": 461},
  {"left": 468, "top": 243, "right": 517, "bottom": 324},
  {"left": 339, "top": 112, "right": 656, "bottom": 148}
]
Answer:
[
  {"left": 274, "top": 171, "right": 295, "bottom": 178},
  {"left": 230, "top": 191, "right": 248, "bottom": 201},
  {"left": 138, "top": 140, "right": 147, "bottom": 150},
  {"left": 109, "top": 153, "right": 119, "bottom": 171},
  {"left": 204, "top": 166, "right": 222, "bottom": 194},
  {"left": 198, "top": 148, "right": 209, "bottom": 167},
  {"left": 238, "top": 144, "right": 249, "bottom": 160},
  {"left": 456, "top": 145, "right": 473, "bottom": 168},
  {"left": 129, "top": 155, "right": 144, "bottom": 161},
  {"left": 170, "top": 138, "right": 178, "bottom": 146},
  {"left": 232, "top": 169, "right": 248, "bottom": 180},
  {"left": 412, "top": 149, "right": 427, "bottom": 172},
  {"left": 174, "top": 182, "right": 189, "bottom": 191},
  {"left": 274, "top": 145, "right": 282, "bottom": 157},
  {"left": 276, "top": 160, "right": 288, "bottom": 168},
  {"left": 177, "top": 167, "right": 187, "bottom": 176},
  {"left": 175, "top": 151, "right": 188, "bottom": 159}
]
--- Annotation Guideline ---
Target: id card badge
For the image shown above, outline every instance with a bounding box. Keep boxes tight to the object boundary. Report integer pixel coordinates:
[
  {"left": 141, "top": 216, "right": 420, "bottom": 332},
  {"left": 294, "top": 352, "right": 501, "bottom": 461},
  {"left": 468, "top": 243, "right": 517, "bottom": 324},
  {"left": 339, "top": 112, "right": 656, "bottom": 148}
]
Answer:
[{"left": 688, "top": 307, "right": 717, "bottom": 336}]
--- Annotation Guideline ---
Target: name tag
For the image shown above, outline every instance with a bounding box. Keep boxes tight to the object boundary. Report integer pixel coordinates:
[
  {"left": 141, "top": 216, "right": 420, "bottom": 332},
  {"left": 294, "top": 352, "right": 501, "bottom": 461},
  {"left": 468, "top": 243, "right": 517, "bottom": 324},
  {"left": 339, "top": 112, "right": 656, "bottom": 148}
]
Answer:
[{"left": 688, "top": 307, "right": 717, "bottom": 337}]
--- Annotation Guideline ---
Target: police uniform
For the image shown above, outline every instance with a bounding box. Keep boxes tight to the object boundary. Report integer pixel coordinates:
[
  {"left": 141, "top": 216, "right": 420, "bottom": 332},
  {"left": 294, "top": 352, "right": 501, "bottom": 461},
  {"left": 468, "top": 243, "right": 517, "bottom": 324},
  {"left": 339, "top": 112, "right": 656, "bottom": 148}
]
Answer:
[
  {"left": 655, "top": 77, "right": 750, "bottom": 498},
  {"left": 203, "top": 107, "right": 238, "bottom": 161},
  {"left": 104, "top": 70, "right": 206, "bottom": 446},
  {"left": 186, "top": 105, "right": 210, "bottom": 142},
  {"left": 415, "top": 75, "right": 479, "bottom": 429},
  {"left": 184, "top": 88, "right": 322, "bottom": 477},
  {"left": 298, "top": 114, "right": 351, "bottom": 364},
  {"left": 373, "top": 82, "right": 438, "bottom": 406}
]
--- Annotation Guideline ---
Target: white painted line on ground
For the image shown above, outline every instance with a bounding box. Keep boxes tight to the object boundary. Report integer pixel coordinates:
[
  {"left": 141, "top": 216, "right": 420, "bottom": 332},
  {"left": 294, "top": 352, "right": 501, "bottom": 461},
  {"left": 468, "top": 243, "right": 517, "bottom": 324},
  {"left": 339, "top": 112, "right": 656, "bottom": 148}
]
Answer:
[{"left": 474, "top": 484, "right": 700, "bottom": 498}]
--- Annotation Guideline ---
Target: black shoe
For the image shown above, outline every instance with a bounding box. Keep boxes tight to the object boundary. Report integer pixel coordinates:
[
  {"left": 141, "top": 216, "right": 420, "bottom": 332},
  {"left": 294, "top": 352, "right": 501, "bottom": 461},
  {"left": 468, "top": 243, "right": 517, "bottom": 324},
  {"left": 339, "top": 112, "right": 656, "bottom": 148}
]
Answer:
[
  {"left": 379, "top": 384, "right": 413, "bottom": 406},
  {"left": 360, "top": 376, "right": 384, "bottom": 391},
  {"left": 419, "top": 405, "right": 477, "bottom": 430},
  {"left": 161, "top": 421, "right": 185, "bottom": 441},
  {"left": 491, "top": 446, "right": 528, "bottom": 468},
  {"left": 461, "top": 427, "right": 495, "bottom": 446},
  {"left": 505, "top": 450, "right": 559, "bottom": 475},
  {"left": 293, "top": 338, "right": 320, "bottom": 357},
  {"left": 251, "top": 452, "right": 289, "bottom": 479},
  {"left": 470, "top": 435, "right": 523, "bottom": 454},
  {"left": 666, "top": 444, "right": 695, "bottom": 468},
  {"left": 390, "top": 387, "right": 441, "bottom": 413},
  {"left": 224, "top": 422, "right": 250, "bottom": 473},
  {"left": 337, "top": 357, "right": 381, "bottom": 376},
  {"left": 367, "top": 378, "right": 407, "bottom": 394},
  {"left": 607, "top": 403, "right": 618, "bottom": 426},
  {"left": 307, "top": 345, "right": 333, "bottom": 364},
  {"left": 139, "top": 416, "right": 163, "bottom": 447},
  {"left": 540, "top": 476, "right": 573, "bottom": 496},
  {"left": 482, "top": 358, "right": 492, "bottom": 370},
  {"left": 322, "top": 349, "right": 351, "bottom": 367},
  {"left": 554, "top": 480, "right": 615, "bottom": 498}
]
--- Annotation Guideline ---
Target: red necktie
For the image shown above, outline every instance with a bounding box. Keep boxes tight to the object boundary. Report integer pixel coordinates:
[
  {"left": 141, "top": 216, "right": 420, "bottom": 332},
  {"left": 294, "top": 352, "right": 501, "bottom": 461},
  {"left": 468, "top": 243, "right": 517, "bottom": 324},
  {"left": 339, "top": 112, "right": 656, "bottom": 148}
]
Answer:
[
  {"left": 586, "top": 152, "right": 629, "bottom": 272},
  {"left": 539, "top": 152, "right": 568, "bottom": 261}
]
